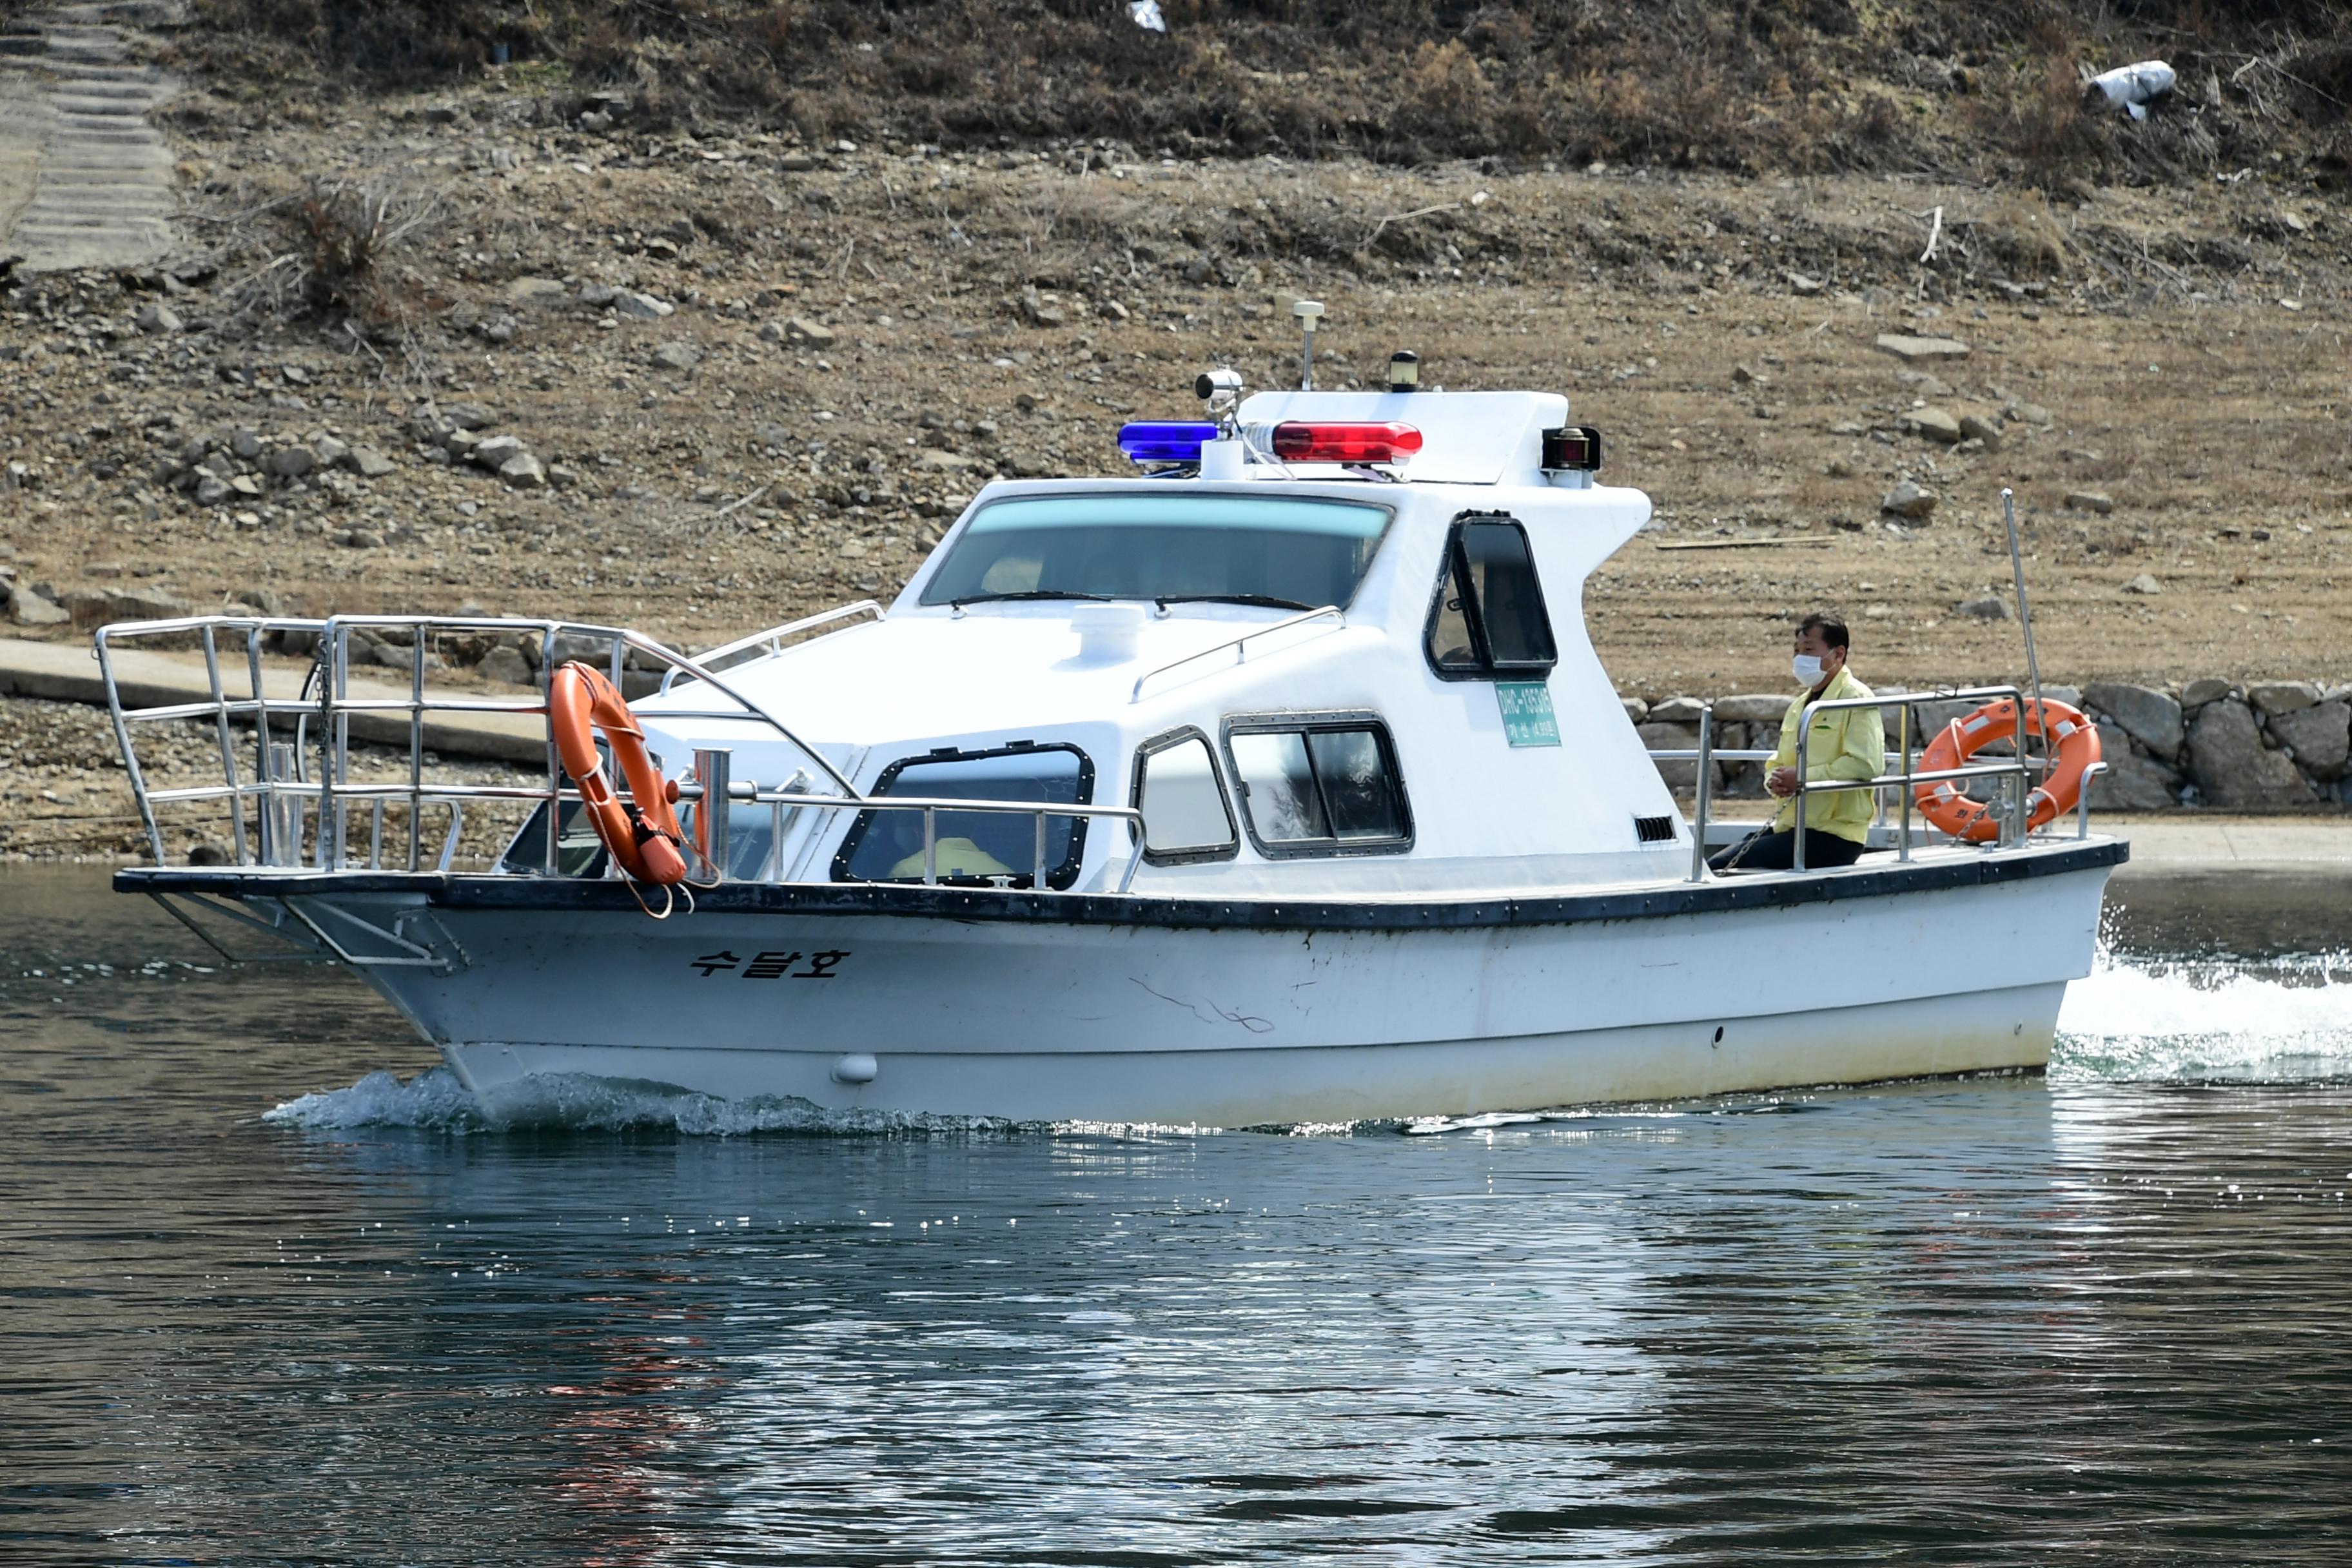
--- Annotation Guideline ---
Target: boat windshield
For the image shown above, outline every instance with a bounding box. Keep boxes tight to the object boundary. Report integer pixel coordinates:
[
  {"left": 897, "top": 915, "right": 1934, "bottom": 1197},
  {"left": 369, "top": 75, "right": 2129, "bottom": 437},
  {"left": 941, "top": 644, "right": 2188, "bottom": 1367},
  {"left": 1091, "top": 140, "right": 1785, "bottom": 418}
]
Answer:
[{"left": 917, "top": 494, "right": 1393, "bottom": 609}]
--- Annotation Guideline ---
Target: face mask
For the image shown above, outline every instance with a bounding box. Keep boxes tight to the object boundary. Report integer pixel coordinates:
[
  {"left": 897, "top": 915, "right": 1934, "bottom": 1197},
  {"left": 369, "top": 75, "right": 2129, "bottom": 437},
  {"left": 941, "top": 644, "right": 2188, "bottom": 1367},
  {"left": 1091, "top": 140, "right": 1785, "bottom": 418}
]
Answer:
[{"left": 1792, "top": 653, "right": 1828, "bottom": 687}]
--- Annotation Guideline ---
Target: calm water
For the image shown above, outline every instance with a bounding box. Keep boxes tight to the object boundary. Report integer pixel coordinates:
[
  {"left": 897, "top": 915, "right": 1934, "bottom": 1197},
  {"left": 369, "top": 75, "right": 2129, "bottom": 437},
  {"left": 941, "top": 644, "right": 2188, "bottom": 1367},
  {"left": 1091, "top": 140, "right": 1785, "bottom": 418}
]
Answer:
[{"left": 4, "top": 867, "right": 2351, "bottom": 1565}]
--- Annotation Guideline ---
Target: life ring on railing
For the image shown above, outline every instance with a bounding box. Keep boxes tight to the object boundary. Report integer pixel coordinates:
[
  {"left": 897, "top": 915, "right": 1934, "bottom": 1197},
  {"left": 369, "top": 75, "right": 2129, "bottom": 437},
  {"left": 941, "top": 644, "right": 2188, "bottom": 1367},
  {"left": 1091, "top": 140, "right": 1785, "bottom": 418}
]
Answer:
[
  {"left": 549, "top": 661, "right": 689, "bottom": 884},
  {"left": 1914, "top": 697, "right": 2101, "bottom": 842}
]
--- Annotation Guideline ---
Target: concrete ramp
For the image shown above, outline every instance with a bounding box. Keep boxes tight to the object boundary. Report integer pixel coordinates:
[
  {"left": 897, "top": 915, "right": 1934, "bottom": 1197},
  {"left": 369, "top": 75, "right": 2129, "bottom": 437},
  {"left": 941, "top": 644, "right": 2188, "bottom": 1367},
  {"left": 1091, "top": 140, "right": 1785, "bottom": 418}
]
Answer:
[{"left": 0, "top": 2, "right": 179, "bottom": 272}]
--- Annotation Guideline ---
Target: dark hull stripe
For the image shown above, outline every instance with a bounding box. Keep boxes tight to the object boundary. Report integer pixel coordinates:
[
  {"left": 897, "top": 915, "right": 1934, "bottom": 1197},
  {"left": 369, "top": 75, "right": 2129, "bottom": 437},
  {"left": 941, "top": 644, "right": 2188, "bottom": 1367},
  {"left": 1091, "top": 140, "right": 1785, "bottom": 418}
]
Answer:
[{"left": 118, "top": 839, "right": 2126, "bottom": 934}]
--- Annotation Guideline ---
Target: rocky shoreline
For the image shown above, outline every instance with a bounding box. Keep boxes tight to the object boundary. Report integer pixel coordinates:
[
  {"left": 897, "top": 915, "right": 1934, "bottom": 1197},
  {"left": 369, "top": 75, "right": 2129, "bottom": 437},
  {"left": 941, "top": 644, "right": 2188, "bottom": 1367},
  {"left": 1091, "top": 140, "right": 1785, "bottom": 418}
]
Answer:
[{"left": 1626, "top": 680, "right": 2352, "bottom": 810}]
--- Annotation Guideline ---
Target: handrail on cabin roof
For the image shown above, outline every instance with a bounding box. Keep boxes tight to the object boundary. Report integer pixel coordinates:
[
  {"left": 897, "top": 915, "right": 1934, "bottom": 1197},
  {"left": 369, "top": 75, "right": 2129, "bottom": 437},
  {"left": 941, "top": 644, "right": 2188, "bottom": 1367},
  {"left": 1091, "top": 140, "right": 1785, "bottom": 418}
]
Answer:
[{"left": 1128, "top": 604, "right": 1344, "bottom": 705}]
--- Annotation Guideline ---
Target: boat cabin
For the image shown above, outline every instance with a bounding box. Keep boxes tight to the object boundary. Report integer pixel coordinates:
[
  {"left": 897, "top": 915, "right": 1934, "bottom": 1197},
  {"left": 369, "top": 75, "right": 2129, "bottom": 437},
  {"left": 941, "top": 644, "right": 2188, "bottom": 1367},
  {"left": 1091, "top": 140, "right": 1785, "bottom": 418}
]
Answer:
[{"left": 620, "top": 386, "right": 1685, "bottom": 897}]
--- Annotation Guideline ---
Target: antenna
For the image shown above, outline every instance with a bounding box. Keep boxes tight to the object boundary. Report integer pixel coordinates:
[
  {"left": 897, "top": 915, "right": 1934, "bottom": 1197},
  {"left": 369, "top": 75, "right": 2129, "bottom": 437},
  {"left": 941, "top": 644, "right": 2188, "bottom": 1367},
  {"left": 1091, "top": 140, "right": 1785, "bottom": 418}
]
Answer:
[
  {"left": 2001, "top": 486, "right": 2048, "bottom": 767},
  {"left": 1293, "top": 299, "right": 1325, "bottom": 390}
]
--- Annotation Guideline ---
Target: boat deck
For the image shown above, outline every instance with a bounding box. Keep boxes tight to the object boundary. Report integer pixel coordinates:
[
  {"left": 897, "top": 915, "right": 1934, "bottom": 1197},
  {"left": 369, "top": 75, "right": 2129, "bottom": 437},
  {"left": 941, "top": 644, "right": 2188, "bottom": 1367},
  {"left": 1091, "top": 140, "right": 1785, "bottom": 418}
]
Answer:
[{"left": 118, "top": 834, "right": 2125, "bottom": 932}]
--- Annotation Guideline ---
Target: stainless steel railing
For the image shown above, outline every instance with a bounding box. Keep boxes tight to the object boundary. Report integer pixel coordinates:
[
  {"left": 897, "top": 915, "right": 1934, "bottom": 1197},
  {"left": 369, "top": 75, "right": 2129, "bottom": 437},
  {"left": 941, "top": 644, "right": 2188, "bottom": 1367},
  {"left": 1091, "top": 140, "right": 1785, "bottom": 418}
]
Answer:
[
  {"left": 1130, "top": 604, "right": 1344, "bottom": 703},
  {"left": 97, "top": 613, "right": 854, "bottom": 872},
  {"left": 656, "top": 600, "right": 883, "bottom": 694},
  {"left": 676, "top": 779, "right": 1148, "bottom": 894},
  {"left": 95, "top": 612, "right": 1146, "bottom": 894},
  {"left": 1659, "top": 686, "right": 2105, "bottom": 881}
]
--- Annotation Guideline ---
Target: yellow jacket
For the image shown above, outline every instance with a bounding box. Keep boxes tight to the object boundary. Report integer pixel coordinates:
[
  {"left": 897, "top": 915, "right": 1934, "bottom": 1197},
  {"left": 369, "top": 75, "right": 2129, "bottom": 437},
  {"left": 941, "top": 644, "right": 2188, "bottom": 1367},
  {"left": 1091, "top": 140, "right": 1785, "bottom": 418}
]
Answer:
[{"left": 1769, "top": 665, "right": 1885, "bottom": 844}]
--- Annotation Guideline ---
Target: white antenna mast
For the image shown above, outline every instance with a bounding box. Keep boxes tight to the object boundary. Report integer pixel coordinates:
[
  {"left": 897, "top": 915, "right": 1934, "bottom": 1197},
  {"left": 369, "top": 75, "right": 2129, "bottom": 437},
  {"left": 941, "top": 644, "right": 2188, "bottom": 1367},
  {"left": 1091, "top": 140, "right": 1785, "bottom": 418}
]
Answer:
[
  {"left": 2001, "top": 486, "right": 2048, "bottom": 771},
  {"left": 1293, "top": 299, "right": 1325, "bottom": 389}
]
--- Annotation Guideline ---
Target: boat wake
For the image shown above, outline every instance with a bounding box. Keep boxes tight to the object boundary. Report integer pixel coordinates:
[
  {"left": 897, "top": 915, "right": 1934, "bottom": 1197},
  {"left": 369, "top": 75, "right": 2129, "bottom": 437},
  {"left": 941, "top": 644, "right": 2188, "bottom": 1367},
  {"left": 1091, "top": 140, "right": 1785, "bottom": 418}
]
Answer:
[
  {"left": 262, "top": 1068, "right": 1018, "bottom": 1137},
  {"left": 2053, "top": 948, "right": 2352, "bottom": 1083},
  {"left": 263, "top": 952, "right": 2352, "bottom": 1136}
]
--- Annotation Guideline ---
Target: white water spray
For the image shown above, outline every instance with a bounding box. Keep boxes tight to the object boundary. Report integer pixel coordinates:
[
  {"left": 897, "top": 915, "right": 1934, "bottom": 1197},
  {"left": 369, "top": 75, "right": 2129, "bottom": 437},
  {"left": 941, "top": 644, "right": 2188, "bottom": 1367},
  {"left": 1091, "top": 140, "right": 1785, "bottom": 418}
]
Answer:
[
  {"left": 2054, "top": 947, "right": 2352, "bottom": 1083},
  {"left": 263, "top": 1067, "right": 1017, "bottom": 1137}
]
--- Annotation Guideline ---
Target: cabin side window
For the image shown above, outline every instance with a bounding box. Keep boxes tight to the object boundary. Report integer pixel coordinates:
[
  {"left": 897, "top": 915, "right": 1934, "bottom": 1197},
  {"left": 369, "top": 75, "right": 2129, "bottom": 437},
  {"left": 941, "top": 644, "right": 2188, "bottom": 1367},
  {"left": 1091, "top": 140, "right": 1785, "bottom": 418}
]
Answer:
[
  {"left": 1222, "top": 714, "right": 1413, "bottom": 859},
  {"left": 1424, "top": 514, "right": 1558, "bottom": 680},
  {"left": 832, "top": 741, "right": 1092, "bottom": 890},
  {"left": 1131, "top": 729, "right": 1239, "bottom": 865}
]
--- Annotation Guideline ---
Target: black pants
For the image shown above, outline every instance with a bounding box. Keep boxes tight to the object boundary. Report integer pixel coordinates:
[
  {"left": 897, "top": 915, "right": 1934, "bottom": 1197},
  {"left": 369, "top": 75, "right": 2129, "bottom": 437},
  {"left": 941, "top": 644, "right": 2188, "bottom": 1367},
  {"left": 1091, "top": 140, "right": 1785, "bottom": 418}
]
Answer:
[{"left": 1707, "top": 828, "right": 1865, "bottom": 874}]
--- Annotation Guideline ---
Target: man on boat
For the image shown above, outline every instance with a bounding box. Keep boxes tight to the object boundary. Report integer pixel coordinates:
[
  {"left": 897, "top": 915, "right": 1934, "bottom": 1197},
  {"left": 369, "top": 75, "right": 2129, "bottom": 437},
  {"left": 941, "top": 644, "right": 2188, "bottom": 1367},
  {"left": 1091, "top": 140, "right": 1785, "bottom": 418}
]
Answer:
[{"left": 1709, "top": 613, "right": 1885, "bottom": 873}]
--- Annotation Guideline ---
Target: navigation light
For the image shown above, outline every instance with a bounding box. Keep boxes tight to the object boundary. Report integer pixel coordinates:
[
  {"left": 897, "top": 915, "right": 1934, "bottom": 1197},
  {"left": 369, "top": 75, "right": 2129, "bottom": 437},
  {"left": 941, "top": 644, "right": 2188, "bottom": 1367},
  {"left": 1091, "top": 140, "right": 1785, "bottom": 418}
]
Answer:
[{"left": 1541, "top": 425, "right": 1603, "bottom": 472}]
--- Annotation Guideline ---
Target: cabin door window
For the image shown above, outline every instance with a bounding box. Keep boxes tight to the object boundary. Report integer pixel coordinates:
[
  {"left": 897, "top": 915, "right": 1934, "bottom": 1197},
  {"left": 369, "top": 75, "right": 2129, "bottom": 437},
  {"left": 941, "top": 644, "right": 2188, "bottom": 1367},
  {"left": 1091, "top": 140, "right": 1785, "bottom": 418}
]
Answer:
[
  {"left": 1425, "top": 515, "right": 1558, "bottom": 680},
  {"left": 1222, "top": 714, "right": 1413, "bottom": 858}
]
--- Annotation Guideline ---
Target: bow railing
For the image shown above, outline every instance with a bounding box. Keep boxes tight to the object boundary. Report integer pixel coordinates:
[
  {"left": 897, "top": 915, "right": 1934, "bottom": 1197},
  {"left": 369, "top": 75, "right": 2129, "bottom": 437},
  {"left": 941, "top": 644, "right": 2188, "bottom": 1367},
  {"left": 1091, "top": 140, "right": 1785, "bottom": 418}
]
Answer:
[{"left": 93, "top": 612, "right": 1144, "bottom": 893}]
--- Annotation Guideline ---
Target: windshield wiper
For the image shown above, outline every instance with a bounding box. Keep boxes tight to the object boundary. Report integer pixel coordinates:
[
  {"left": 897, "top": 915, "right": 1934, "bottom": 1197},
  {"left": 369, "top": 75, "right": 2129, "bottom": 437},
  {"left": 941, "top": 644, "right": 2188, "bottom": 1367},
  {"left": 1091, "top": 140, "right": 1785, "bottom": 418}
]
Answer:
[
  {"left": 1153, "top": 593, "right": 1320, "bottom": 613},
  {"left": 948, "top": 591, "right": 1115, "bottom": 608}
]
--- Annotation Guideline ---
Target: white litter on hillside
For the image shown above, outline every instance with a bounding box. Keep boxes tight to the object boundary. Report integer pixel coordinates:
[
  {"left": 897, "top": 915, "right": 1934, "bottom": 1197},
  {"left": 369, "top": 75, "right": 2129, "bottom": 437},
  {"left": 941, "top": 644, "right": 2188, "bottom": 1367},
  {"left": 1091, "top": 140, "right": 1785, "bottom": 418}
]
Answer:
[{"left": 2088, "top": 60, "right": 2177, "bottom": 121}]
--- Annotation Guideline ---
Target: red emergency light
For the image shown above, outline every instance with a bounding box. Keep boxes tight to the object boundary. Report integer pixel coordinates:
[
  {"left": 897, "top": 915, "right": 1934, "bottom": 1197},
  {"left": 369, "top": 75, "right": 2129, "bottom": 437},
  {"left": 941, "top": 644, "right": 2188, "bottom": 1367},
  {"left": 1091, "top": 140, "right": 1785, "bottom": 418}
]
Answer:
[
  {"left": 1542, "top": 424, "right": 1603, "bottom": 472},
  {"left": 1269, "top": 421, "right": 1423, "bottom": 465}
]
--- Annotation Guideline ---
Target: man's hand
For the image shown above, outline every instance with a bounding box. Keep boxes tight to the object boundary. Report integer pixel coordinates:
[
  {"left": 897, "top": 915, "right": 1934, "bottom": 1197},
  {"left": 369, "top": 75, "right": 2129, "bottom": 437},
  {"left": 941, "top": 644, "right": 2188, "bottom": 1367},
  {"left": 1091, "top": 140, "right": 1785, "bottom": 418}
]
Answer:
[{"left": 1766, "top": 765, "right": 1799, "bottom": 798}]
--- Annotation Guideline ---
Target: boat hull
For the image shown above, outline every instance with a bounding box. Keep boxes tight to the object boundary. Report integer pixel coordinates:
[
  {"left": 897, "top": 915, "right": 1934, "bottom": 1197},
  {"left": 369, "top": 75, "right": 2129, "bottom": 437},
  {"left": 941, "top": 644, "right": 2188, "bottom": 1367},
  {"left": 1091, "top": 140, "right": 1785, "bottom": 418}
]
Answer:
[
  {"left": 202, "top": 843, "right": 2120, "bottom": 1124},
  {"left": 437, "top": 981, "right": 2066, "bottom": 1124}
]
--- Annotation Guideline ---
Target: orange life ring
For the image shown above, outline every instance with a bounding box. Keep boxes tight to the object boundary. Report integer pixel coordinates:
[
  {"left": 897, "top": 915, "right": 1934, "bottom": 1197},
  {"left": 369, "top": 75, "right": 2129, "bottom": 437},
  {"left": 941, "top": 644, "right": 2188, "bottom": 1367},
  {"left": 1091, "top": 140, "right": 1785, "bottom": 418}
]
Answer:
[
  {"left": 549, "top": 661, "right": 690, "bottom": 884},
  {"left": 1914, "top": 697, "right": 2102, "bottom": 842}
]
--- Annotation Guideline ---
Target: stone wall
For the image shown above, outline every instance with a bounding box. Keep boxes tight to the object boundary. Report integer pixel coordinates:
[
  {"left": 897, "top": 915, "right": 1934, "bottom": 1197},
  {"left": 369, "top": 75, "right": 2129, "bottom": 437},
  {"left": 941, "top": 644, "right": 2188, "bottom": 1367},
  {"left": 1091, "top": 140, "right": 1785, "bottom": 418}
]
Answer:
[{"left": 1623, "top": 681, "right": 2352, "bottom": 810}]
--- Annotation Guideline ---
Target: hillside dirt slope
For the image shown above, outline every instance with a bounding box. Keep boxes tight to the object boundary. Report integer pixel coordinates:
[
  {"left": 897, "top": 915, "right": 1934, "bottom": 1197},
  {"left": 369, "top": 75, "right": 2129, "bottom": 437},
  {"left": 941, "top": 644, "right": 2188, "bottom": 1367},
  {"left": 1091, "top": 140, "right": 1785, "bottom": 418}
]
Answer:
[{"left": 1, "top": 4, "right": 2349, "bottom": 854}]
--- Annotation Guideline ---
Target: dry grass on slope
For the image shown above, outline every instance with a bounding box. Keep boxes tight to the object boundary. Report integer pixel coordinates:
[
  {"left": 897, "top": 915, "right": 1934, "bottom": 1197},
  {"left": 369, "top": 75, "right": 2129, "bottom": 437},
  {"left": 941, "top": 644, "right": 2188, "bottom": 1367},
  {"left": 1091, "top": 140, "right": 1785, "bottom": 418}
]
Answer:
[{"left": 172, "top": 1, "right": 2352, "bottom": 189}]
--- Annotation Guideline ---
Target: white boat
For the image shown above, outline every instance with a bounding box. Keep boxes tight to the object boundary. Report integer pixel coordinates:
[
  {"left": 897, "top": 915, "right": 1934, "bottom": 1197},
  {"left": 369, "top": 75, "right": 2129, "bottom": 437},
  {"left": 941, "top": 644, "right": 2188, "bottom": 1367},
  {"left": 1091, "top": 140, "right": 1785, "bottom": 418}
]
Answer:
[{"left": 102, "top": 357, "right": 2122, "bottom": 1124}]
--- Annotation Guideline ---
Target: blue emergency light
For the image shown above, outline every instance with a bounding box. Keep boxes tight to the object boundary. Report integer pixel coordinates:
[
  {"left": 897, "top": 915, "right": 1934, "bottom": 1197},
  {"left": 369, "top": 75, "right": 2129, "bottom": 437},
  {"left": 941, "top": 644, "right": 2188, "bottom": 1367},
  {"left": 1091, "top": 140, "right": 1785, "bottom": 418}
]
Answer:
[{"left": 1117, "top": 421, "right": 1219, "bottom": 465}]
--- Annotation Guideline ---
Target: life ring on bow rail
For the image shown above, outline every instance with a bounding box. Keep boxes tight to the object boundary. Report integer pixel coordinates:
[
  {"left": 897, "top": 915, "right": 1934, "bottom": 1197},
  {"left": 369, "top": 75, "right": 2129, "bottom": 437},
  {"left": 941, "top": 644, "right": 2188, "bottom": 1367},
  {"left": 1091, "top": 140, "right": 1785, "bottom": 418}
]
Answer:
[
  {"left": 1913, "top": 697, "right": 2102, "bottom": 842},
  {"left": 549, "top": 660, "right": 690, "bottom": 885}
]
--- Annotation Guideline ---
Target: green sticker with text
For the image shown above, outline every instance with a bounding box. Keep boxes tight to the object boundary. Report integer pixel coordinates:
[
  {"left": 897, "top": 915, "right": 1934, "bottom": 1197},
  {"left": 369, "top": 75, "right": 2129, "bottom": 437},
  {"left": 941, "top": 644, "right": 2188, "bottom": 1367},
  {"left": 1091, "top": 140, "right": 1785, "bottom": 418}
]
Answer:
[{"left": 1496, "top": 681, "right": 1561, "bottom": 747}]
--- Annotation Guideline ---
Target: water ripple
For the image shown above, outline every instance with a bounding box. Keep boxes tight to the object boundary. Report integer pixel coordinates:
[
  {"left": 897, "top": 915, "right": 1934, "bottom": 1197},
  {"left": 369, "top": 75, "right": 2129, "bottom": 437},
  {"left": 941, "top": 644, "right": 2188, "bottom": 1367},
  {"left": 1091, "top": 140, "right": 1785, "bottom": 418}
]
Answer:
[{"left": 4, "top": 867, "right": 2349, "bottom": 1565}]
